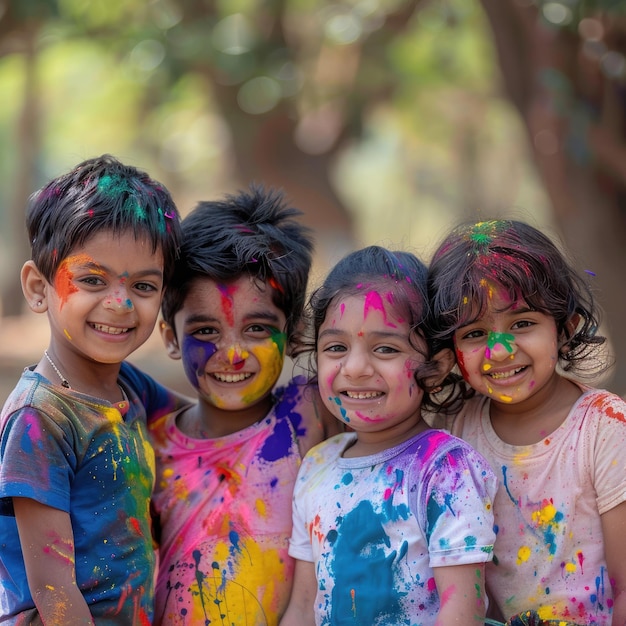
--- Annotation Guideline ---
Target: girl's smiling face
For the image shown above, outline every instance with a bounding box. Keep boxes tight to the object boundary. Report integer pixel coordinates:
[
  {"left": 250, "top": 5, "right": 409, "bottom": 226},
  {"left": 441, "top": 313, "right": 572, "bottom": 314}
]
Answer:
[
  {"left": 453, "top": 289, "right": 560, "bottom": 408},
  {"left": 316, "top": 290, "right": 427, "bottom": 437}
]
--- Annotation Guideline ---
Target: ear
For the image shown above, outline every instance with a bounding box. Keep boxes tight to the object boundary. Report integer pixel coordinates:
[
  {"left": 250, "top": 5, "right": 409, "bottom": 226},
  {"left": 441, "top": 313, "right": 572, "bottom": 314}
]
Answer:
[
  {"left": 425, "top": 348, "right": 456, "bottom": 391},
  {"left": 21, "top": 260, "right": 49, "bottom": 313},
  {"left": 562, "top": 313, "right": 581, "bottom": 341},
  {"left": 159, "top": 320, "right": 182, "bottom": 360}
]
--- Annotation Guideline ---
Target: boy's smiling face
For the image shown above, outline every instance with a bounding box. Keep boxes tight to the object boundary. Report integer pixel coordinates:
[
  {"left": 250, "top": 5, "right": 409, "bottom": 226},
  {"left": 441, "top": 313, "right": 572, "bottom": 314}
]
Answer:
[
  {"left": 42, "top": 230, "right": 164, "bottom": 377},
  {"left": 169, "top": 275, "right": 287, "bottom": 414}
]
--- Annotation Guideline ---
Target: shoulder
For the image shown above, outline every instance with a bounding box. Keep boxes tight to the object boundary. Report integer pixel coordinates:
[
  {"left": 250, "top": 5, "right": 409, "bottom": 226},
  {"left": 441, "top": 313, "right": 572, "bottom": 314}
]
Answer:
[
  {"left": 2, "top": 369, "right": 71, "bottom": 428},
  {"left": 273, "top": 375, "right": 341, "bottom": 446},
  {"left": 302, "top": 432, "right": 355, "bottom": 464},
  {"left": 576, "top": 386, "right": 626, "bottom": 417}
]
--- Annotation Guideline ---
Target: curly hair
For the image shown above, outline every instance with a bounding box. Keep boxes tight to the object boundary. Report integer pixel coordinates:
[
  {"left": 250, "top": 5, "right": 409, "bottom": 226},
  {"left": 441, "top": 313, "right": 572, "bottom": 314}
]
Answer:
[{"left": 427, "top": 220, "right": 606, "bottom": 383}]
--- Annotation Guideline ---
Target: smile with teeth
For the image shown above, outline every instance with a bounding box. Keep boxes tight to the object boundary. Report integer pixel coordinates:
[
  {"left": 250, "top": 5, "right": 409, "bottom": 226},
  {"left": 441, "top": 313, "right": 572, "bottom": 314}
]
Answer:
[
  {"left": 344, "top": 390, "right": 384, "bottom": 400},
  {"left": 212, "top": 372, "right": 253, "bottom": 383},
  {"left": 488, "top": 366, "right": 524, "bottom": 380},
  {"left": 91, "top": 323, "right": 130, "bottom": 335}
]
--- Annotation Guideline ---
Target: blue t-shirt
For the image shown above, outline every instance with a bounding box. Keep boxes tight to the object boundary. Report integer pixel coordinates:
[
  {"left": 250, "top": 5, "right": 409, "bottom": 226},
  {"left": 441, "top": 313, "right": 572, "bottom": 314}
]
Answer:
[{"left": 0, "top": 362, "right": 180, "bottom": 625}]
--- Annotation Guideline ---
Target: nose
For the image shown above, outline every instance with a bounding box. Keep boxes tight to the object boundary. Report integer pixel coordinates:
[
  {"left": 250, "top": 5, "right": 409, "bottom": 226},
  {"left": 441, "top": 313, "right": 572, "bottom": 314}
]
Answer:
[
  {"left": 103, "top": 286, "right": 134, "bottom": 313},
  {"left": 215, "top": 342, "right": 250, "bottom": 369},
  {"left": 341, "top": 346, "right": 374, "bottom": 378},
  {"left": 485, "top": 331, "right": 516, "bottom": 361}
]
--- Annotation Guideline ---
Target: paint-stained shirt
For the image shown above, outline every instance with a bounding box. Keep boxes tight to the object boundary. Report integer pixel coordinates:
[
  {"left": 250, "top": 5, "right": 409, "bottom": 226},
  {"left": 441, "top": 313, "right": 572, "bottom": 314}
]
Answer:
[
  {"left": 288, "top": 429, "right": 497, "bottom": 626},
  {"left": 149, "top": 376, "right": 327, "bottom": 626},
  {"left": 450, "top": 388, "right": 626, "bottom": 625},
  {"left": 0, "top": 363, "right": 179, "bottom": 625}
]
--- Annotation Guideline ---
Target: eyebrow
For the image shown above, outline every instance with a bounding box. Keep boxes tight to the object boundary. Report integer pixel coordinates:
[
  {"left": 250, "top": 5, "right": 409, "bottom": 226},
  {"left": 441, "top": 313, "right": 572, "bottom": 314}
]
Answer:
[
  {"left": 74, "top": 259, "right": 163, "bottom": 280},
  {"left": 318, "top": 328, "right": 407, "bottom": 341},
  {"left": 183, "top": 311, "right": 283, "bottom": 326},
  {"left": 456, "top": 305, "right": 536, "bottom": 330}
]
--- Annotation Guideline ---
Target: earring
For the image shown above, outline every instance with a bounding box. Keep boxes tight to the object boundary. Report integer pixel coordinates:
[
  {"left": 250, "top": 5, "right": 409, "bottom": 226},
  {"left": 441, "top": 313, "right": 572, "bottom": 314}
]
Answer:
[{"left": 36, "top": 301, "right": 42, "bottom": 307}]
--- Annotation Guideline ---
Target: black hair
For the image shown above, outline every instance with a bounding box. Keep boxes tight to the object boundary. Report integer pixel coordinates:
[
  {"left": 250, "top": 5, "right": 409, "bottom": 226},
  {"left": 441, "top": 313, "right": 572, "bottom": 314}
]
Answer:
[
  {"left": 161, "top": 185, "right": 313, "bottom": 342},
  {"left": 427, "top": 219, "right": 605, "bottom": 380},
  {"left": 26, "top": 154, "right": 181, "bottom": 284},
  {"left": 299, "top": 245, "right": 444, "bottom": 411}
]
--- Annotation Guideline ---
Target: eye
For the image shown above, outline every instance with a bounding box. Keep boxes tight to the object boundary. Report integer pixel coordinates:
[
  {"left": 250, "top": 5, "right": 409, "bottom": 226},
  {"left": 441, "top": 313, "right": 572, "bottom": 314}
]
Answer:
[
  {"left": 374, "top": 345, "right": 399, "bottom": 354},
  {"left": 512, "top": 319, "right": 533, "bottom": 330},
  {"left": 79, "top": 275, "right": 106, "bottom": 287},
  {"left": 192, "top": 326, "right": 219, "bottom": 338},
  {"left": 134, "top": 281, "right": 160, "bottom": 294},
  {"left": 323, "top": 344, "right": 346, "bottom": 354},
  {"left": 245, "top": 323, "right": 276, "bottom": 337},
  {"left": 459, "top": 328, "right": 486, "bottom": 341}
]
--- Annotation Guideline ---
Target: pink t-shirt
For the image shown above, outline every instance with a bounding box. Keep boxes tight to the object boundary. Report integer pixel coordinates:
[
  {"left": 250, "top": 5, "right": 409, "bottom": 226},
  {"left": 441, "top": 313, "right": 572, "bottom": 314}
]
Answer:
[
  {"left": 149, "top": 377, "right": 326, "bottom": 626},
  {"left": 451, "top": 387, "right": 626, "bottom": 625}
]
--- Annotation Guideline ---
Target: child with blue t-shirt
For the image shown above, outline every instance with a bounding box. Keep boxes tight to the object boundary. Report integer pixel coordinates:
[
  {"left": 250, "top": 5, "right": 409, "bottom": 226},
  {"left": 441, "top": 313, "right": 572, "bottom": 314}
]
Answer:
[{"left": 0, "top": 154, "right": 185, "bottom": 624}]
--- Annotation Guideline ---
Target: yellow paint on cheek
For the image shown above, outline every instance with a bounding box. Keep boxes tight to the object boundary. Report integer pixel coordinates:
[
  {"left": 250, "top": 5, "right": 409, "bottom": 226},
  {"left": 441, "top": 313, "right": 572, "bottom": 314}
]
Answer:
[
  {"left": 499, "top": 394, "right": 513, "bottom": 403},
  {"left": 482, "top": 364, "right": 492, "bottom": 372},
  {"left": 516, "top": 545, "right": 531, "bottom": 565},
  {"left": 240, "top": 342, "right": 284, "bottom": 404},
  {"left": 63, "top": 329, "right": 72, "bottom": 340}
]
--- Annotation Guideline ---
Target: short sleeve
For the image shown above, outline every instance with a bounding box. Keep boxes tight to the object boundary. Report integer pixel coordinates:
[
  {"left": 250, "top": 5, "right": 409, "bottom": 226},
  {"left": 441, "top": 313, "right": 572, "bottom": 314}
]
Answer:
[
  {"left": 0, "top": 406, "right": 75, "bottom": 514},
  {"left": 587, "top": 392, "right": 626, "bottom": 514},
  {"left": 419, "top": 438, "right": 497, "bottom": 568}
]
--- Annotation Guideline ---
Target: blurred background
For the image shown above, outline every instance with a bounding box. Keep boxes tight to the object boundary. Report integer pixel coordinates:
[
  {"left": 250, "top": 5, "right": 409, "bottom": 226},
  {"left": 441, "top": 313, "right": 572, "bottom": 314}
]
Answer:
[{"left": 0, "top": 0, "right": 624, "bottom": 397}]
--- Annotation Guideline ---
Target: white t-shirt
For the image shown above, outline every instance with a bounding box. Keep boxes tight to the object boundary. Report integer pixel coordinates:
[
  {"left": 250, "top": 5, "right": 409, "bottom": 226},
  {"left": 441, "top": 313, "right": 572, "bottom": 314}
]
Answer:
[
  {"left": 289, "top": 428, "right": 497, "bottom": 626},
  {"left": 450, "top": 387, "right": 626, "bottom": 625}
]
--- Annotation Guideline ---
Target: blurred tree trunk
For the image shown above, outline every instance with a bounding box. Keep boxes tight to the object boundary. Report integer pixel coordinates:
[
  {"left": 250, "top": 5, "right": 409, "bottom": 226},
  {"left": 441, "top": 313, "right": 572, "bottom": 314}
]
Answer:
[
  {"left": 1, "top": 23, "right": 40, "bottom": 316},
  {"left": 480, "top": 0, "right": 626, "bottom": 394}
]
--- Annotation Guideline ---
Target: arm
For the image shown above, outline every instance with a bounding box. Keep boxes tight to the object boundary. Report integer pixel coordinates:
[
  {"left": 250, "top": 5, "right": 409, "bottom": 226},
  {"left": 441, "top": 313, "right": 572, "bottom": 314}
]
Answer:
[
  {"left": 279, "top": 559, "right": 317, "bottom": 626},
  {"left": 13, "top": 497, "right": 94, "bottom": 626},
  {"left": 433, "top": 563, "right": 487, "bottom": 626},
  {"left": 601, "top": 501, "right": 626, "bottom": 626}
]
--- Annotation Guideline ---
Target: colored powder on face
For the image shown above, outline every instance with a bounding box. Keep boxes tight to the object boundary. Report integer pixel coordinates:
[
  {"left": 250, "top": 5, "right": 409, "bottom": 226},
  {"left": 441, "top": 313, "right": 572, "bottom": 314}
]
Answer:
[
  {"left": 217, "top": 283, "right": 238, "bottom": 327},
  {"left": 226, "top": 344, "right": 250, "bottom": 367},
  {"left": 486, "top": 331, "right": 515, "bottom": 357},
  {"left": 363, "top": 291, "right": 396, "bottom": 328},
  {"left": 54, "top": 253, "right": 93, "bottom": 308},
  {"left": 239, "top": 340, "right": 285, "bottom": 405},
  {"left": 181, "top": 335, "right": 219, "bottom": 389}
]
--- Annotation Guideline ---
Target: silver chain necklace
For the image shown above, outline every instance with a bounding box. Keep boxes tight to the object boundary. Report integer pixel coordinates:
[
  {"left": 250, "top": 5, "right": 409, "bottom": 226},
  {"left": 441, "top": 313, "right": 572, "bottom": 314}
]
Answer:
[{"left": 43, "top": 350, "right": 71, "bottom": 389}]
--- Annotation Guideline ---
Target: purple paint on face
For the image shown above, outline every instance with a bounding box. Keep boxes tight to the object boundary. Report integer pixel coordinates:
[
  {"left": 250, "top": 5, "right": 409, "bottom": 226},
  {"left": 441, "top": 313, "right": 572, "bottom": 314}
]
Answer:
[{"left": 181, "top": 334, "right": 218, "bottom": 389}]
